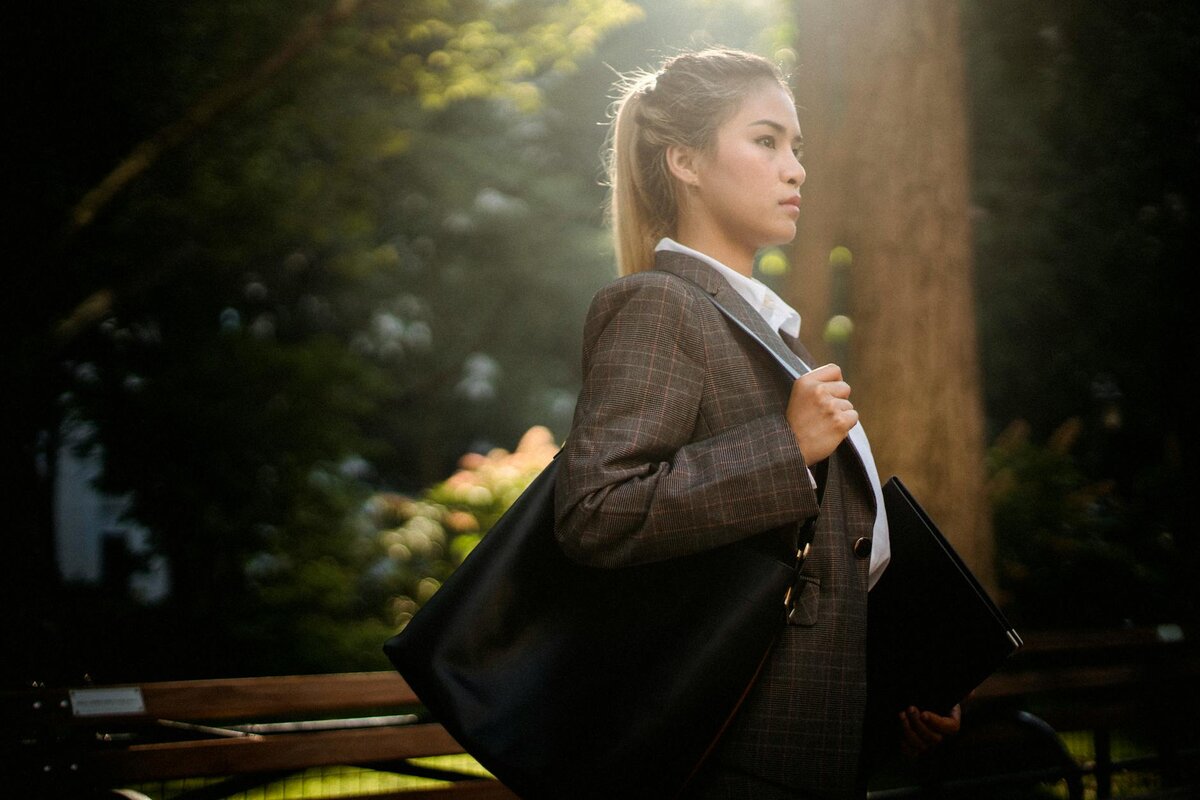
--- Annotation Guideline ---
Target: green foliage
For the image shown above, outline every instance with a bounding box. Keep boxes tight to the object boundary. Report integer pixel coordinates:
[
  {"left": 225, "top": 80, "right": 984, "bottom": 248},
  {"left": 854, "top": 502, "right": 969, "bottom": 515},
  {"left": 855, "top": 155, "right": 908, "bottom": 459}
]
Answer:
[
  {"left": 987, "top": 419, "right": 1175, "bottom": 629},
  {"left": 356, "top": 0, "right": 645, "bottom": 111}
]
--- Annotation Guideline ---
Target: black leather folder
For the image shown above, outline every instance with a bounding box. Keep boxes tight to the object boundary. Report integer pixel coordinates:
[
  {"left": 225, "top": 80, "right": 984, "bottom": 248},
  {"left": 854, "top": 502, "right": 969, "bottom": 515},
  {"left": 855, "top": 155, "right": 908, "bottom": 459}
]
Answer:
[{"left": 867, "top": 476, "right": 1023, "bottom": 716}]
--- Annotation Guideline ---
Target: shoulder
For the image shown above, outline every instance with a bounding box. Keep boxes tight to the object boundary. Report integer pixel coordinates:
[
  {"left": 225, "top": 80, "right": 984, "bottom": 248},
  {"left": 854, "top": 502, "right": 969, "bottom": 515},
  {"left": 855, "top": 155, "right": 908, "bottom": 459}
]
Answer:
[
  {"left": 582, "top": 271, "right": 717, "bottom": 363},
  {"left": 593, "top": 269, "right": 700, "bottom": 303},
  {"left": 587, "top": 270, "right": 713, "bottom": 326}
]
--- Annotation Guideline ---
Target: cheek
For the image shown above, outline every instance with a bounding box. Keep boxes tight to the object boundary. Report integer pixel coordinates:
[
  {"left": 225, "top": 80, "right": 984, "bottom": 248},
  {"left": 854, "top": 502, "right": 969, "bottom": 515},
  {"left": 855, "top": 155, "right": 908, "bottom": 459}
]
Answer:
[
  {"left": 711, "top": 142, "right": 759, "bottom": 176},
  {"left": 729, "top": 145, "right": 764, "bottom": 173}
]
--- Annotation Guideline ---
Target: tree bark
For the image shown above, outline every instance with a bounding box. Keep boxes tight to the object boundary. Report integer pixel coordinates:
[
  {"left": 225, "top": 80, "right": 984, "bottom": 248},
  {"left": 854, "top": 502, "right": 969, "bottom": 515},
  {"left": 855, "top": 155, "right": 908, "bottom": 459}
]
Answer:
[{"left": 789, "top": 0, "right": 994, "bottom": 590}]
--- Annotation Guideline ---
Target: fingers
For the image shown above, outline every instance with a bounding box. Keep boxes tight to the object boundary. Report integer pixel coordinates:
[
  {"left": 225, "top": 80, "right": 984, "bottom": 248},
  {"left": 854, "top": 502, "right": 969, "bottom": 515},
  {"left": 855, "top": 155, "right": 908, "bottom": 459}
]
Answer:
[
  {"left": 910, "top": 704, "right": 962, "bottom": 735},
  {"left": 802, "top": 363, "right": 852, "bottom": 401},
  {"left": 786, "top": 364, "right": 858, "bottom": 465},
  {"left": 899, "top": 707, "right": 936, "bottom": 756},
  {"left": 931, "top": 704, "right": 962, "bottom": 735},
  {"left": 801, "top": 371, "right": 854, "bottom": 422},
  {"left": 898, "top": 705, "right": 962, "bottom": 758},
  {"left": 806, "top": 362, "right": 844, "bottom": 381}
]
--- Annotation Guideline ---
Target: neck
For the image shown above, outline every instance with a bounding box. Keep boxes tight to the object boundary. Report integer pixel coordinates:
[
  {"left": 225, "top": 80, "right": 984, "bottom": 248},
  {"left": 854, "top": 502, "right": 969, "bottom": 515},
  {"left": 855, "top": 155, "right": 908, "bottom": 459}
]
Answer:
[{"left": 673, "top": 220, "right": 755, "bottom": 277}]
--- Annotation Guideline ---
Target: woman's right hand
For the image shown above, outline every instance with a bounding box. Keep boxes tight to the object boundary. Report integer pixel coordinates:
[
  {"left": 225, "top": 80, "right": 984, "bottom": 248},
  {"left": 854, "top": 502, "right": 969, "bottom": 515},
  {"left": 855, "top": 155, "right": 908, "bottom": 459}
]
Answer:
[{"left": 786, "top": 363, "right": 858, "bottom": 465}]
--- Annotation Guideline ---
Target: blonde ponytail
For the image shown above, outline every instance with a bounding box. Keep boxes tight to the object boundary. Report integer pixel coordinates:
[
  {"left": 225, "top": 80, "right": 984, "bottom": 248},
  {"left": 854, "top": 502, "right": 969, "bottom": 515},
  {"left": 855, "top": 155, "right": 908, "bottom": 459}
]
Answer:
[{"left": 609, "top": 80, "right": 671, "bottom": 275}]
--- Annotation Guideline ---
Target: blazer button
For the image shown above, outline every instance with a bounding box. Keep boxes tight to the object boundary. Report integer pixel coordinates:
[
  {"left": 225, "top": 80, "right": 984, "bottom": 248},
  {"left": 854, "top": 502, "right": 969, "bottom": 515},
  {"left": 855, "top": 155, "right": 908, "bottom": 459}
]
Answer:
[{"left": 853, "top": 537, "right": 872, "bottom": 559}]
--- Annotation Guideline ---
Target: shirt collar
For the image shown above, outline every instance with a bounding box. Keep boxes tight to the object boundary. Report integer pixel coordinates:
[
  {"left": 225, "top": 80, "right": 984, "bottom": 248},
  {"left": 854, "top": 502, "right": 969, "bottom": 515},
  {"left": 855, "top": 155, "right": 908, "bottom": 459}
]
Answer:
[{"left": 655, "top": 238, "right": 801, "bottom": 338}]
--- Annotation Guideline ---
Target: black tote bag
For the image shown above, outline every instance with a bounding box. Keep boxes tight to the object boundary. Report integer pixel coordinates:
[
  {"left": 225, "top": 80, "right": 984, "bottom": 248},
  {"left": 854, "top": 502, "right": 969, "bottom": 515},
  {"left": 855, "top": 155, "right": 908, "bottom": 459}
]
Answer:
[{"left": 383, "top": 453, "right": 801, "bottom": 798}]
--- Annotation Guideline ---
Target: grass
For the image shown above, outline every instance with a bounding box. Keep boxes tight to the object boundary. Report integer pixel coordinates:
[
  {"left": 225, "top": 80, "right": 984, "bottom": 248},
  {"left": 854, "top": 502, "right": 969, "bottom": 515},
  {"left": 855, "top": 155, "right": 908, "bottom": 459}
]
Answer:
[
  {"left": 1056, "top": 730, "right": 1165, "bottom": 799},
  {"left": 129, "top": 755, "right": 495, "bottom": 799}
]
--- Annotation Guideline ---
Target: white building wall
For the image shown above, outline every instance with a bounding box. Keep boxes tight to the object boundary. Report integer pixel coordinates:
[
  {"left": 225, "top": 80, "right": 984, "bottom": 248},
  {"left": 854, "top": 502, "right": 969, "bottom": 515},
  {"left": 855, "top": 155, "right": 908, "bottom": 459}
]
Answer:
[{"left": 55, "top": 423, "right": 169, "bottom": 603}]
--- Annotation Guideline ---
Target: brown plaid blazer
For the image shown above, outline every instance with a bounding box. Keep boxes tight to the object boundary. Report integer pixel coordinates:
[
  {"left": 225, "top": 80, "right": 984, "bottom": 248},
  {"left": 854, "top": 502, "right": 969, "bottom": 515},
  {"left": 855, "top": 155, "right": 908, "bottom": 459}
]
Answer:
[{"left": 556, "top": 251, "right": 878, "bottom": 797}]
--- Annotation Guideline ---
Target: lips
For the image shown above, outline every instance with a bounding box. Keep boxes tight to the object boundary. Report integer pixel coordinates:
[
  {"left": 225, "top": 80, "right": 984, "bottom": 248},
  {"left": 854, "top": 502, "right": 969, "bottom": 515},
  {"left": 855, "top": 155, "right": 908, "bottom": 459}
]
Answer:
[{"left": 780, "top": 195, "right": 802, "bottom": 209}]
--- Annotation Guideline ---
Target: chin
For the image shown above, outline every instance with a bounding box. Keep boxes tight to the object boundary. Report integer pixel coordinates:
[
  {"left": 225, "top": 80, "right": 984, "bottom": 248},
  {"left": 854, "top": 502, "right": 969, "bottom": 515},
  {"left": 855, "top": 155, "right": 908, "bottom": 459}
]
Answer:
[{"left": 763, "top": 228, "right": 797, "bottom": 247}]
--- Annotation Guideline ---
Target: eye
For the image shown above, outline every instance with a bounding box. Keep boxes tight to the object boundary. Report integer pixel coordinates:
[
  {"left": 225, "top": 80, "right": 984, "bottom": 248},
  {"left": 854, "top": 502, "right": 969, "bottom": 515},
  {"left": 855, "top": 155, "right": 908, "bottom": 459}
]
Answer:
[
  {"left": 792, "top": 146, "right": 805, "bottom": 160},
  {"left": 757, "top": 135, "right": 776, "bottom": 149}
]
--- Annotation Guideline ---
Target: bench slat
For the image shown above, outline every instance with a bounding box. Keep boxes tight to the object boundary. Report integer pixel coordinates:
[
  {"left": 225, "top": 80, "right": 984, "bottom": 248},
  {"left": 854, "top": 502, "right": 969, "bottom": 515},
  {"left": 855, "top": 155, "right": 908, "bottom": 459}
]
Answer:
[
  {"left": 142, "top": 672, "right": 421, "bottom": 719},
  {"left": 85, "top": 723, "right": 465, "bottom": 782},
  {"left": 6, "top": 672, "right": 424, "bottom": 727}
]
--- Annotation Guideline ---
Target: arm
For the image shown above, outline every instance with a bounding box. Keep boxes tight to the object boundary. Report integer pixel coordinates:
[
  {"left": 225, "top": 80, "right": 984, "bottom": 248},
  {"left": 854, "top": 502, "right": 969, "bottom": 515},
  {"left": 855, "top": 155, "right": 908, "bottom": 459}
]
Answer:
[{"left": 554, "top": 275, "right": 818, "bottom": 567}]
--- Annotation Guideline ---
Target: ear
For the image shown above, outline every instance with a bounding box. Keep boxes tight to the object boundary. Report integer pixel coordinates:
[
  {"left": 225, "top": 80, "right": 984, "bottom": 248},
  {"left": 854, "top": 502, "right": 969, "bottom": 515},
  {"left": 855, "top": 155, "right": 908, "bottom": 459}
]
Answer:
[{"left": 665, "top": 143, "right": 701, "bottom": 188}]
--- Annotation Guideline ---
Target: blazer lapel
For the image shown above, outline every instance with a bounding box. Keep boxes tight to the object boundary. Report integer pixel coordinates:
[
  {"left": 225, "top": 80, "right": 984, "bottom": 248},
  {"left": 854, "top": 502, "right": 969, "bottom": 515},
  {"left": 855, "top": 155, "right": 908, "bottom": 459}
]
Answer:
[{"left": 654, "top": 251, "right": 812, "bottom": 379}]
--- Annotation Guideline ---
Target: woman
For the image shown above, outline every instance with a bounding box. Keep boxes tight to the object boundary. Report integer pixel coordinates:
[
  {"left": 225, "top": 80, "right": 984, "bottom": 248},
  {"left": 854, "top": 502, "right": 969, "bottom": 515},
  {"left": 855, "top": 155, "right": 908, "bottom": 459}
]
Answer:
[{"left": 554, "top": 48, "right": 959, "bottom": 797}]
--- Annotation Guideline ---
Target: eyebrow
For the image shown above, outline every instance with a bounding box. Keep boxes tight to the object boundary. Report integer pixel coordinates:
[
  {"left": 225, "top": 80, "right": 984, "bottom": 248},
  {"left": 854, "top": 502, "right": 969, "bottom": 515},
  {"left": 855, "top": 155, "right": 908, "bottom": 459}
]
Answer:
[{"left": 748, "top": 119, "right": 804, "bottom": 144}]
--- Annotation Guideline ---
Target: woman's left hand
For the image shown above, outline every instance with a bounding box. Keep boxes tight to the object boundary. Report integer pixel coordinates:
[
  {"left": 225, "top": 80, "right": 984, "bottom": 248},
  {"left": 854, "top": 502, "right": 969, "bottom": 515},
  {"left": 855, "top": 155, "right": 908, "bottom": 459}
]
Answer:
[{"left": 898, "top": 704, "right": 961, "bottom": 757}]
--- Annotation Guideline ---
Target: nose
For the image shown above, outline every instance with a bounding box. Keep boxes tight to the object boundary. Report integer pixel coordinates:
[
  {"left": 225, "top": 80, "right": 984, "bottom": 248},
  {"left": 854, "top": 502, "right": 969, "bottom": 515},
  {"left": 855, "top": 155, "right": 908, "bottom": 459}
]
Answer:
[{"left": 785, "top": 152, "right": 806, "bottom": 187}]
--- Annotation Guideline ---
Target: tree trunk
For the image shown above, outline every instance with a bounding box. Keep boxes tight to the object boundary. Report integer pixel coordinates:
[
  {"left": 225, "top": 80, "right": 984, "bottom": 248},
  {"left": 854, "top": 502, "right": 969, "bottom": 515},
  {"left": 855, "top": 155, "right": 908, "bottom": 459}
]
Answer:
[{"left": 788, "top": 0, "right": 995, "bottom": 591}]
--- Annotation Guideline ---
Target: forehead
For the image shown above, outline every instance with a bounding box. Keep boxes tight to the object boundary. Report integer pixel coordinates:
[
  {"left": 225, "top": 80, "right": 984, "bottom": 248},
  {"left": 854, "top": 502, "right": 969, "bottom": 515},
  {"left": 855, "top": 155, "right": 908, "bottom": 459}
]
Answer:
[{"left": 726, "top": 83, "right": 801, "bottom": 135}]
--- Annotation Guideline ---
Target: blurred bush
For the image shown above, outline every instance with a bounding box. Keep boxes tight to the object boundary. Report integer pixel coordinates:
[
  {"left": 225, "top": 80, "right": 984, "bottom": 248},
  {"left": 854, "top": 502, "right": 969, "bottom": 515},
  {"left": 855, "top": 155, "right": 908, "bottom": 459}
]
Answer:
[{"left": 364, "top": 426, "right": 558, "bottom": 632}]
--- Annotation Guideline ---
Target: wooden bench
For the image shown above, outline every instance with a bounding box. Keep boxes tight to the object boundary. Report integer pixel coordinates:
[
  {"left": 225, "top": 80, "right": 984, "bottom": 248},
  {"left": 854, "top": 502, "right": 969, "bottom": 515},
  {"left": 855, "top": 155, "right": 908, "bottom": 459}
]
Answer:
[
  {"left": 5, "top": 627, "right": 1198, "bottom": 799},
  {"left": 2, "top": 671, "right": 517, "bottom": 799}
]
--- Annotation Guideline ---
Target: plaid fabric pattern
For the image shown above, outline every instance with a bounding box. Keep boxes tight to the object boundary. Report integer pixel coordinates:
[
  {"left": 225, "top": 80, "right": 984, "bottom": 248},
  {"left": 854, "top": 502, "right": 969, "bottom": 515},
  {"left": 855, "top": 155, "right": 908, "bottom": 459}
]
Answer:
[{"left": 556, "top": 252, "right": 876, "bottom": 798}]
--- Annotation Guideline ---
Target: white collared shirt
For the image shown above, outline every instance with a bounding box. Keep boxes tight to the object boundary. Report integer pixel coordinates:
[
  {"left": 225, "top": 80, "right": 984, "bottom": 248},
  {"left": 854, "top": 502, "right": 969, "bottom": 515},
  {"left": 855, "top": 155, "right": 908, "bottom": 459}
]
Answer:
[
  {"left": 656, "top": 239, "right": 801, "bottom": 338},
  {"left": 656, "top": 238, "right": 891, "bottom": 589}
]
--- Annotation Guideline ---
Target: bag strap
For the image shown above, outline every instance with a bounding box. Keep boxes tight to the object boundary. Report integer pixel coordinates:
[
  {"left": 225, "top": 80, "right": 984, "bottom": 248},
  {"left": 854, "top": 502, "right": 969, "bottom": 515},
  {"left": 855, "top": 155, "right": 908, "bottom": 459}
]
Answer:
[
  {"left": 665, "top": 270, "right": 810, "bottom": 380},
  {"left": 703, "top": 292, "right": 809, "bottom": 381}
]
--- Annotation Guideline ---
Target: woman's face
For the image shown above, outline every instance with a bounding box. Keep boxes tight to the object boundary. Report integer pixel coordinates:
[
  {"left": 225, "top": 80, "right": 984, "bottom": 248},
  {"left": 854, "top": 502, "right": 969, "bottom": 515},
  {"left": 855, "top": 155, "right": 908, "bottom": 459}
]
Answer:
[{"left": 676, "top": 82, "right": 806, "bottom": 267}]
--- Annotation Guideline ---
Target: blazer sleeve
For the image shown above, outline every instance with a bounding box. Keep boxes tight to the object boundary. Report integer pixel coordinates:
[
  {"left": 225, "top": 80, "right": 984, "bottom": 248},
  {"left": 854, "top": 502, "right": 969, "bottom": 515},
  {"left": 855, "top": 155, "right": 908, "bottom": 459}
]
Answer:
[{"left": 554, "top": 273, "right": 819, "bottom": 568}]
